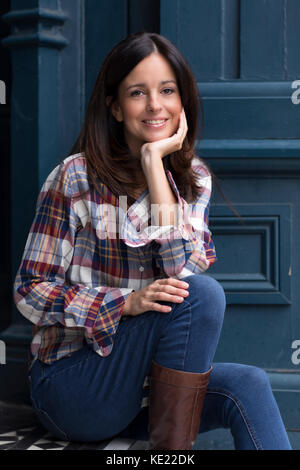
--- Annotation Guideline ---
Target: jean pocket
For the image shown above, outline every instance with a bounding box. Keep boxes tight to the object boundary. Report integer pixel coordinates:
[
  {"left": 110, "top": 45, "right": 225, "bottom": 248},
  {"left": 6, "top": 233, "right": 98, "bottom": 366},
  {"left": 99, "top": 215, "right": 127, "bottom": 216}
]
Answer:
[{"left": 33, "top": 406, "right": 69, "bottom": 441}]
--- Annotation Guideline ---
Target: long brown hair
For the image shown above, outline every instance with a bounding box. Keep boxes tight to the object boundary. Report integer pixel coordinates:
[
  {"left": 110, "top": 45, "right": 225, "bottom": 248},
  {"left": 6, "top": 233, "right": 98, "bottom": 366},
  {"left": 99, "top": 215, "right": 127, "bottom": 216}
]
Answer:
[{"left": 69, "top": 32, "right": 208, "bottom": 207}]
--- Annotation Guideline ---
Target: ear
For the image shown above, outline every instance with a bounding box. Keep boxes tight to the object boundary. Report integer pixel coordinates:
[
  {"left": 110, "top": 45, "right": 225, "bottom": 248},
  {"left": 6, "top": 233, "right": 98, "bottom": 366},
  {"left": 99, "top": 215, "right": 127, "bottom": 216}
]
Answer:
[
  {"left": 106, "top": 96, "right": 123, "bottom": 122},
  {"left": 106, "top": 96, "right": 112, "bottom": 108}
]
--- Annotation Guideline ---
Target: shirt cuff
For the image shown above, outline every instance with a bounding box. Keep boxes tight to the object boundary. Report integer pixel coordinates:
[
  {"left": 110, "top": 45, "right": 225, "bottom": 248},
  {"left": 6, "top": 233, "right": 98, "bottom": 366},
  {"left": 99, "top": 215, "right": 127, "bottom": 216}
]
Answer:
[{"left": 120, "top": 169, "right": 196, "bottom": 247}]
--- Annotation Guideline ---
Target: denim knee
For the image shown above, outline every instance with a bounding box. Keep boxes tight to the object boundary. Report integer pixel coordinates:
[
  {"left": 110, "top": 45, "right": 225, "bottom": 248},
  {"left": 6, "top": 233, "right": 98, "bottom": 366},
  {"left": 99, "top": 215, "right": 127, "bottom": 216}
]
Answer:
[
  {"left": 236, "top": 365, "right": 271, "bottom": 392},
  {"left": 216, "top": 363, "right": 272, "bottom": 397},
  {"left": 181, "top": 274, "right": 226, "bottom": 329}
]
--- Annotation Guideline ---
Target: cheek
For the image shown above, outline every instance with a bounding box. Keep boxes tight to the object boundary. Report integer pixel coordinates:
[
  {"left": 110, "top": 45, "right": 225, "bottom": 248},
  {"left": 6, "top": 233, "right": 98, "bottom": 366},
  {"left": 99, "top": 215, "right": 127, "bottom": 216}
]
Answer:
[
  {"left": 170, "top": 110, "right": 181, "bottom": 132},
  {"left": 170, "top": 100, "right": 182, "bottom": 123},
  {"left": 169, "top": 119, "right": 178, "bottom": 135},
  {"left": 124, "top": 102, "right": 143, "bottom": 122}
]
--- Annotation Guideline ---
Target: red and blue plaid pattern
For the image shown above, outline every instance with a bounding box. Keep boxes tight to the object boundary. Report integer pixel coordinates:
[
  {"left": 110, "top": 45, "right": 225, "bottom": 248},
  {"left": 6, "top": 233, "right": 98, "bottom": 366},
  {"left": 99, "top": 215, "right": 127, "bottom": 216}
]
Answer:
[{"left": 14, "top": 153, "right": 216, "bottom": 367}]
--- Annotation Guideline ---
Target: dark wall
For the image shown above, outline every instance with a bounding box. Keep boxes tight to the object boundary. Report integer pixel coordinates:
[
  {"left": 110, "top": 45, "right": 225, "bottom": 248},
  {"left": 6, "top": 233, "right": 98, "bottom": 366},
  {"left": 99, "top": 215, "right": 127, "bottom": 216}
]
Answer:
[
  {"left": 128, "top": 0, "right": 160, "bottom": 34},
  {"left": 0, "top": 0, "right": 11, "bottom": 331}
]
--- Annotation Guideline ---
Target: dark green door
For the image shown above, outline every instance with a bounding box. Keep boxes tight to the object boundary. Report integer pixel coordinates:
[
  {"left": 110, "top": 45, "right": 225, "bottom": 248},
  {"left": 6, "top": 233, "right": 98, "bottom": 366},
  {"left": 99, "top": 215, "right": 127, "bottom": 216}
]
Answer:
[{"left": 160, "top": 0, "right": 300, "bottom": 436}]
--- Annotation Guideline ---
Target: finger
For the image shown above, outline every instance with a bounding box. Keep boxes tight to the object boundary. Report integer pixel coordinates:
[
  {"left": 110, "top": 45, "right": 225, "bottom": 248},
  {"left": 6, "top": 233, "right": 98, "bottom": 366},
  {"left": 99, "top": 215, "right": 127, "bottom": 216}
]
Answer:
[
  {"left": 157, "top": 278, "right": 189, "bottom": 289},
  {"left": 153, "top": 282, "right": 189, "bottom": 297},
  {"left": 150, "top": 286, "right": 185, "bottom": 302},
  {"left": 181, "top": 108, "right": 188, "bottom": 133},
  {"left": 155, "top": 291, "right": 185, "bottom": 303},
  {"left": 147, "top": 302, "right": 172, "bottom": 313},
  {"left": 161, "top": 284, "right": 190, "bottom": 297},
  {"left": 176, "top": 110, "right": 187, "bottom": 143},
  {"left": 177, "top": 110, "right": 185, "bottom": 134}
]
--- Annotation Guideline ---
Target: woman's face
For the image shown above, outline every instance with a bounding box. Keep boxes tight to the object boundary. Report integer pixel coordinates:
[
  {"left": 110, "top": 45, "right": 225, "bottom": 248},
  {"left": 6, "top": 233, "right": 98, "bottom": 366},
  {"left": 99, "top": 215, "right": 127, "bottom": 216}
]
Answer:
[{"left": 111, "top": 52, "right": 182, "bottom": 157}]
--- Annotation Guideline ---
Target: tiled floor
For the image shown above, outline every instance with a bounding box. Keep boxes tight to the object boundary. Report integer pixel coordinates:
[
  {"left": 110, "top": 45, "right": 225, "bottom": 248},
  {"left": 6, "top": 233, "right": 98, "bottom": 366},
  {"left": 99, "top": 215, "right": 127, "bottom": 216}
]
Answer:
[{"left": 0, "top": 426, "right": 149, "bottom": 450}]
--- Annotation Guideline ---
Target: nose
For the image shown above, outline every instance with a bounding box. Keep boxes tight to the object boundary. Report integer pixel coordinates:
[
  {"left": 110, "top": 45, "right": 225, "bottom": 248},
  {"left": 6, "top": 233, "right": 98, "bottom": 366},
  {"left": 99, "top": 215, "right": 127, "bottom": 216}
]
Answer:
[{"left": 146, "top": 92, "right": 162, "bottom": 112}]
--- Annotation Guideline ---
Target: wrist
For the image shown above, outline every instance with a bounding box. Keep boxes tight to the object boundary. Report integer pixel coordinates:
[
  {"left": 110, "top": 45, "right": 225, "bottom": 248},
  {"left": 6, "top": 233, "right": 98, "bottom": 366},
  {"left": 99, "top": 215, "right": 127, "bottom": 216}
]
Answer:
[
  {"left": 141, "top": 152, "right": 163, "bottom": 182},
  {"left": 141, "top": 148, "right": 161, "bottom": 167},
  {"left": 122, "top": 291, "right": 135, "bottom": 316}
]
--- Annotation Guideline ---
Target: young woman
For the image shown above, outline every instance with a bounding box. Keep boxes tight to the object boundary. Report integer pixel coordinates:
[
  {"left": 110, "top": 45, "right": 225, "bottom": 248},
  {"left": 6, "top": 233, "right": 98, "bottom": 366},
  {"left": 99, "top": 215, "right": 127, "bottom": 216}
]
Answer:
[{"left": 14, "top": 32, "right": 292, "bottom": 450}]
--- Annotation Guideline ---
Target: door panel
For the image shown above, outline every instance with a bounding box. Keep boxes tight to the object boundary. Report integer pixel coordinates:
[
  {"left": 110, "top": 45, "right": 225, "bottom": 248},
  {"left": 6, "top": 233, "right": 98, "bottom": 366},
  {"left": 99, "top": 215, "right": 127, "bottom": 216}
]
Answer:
[{"left": 161, "top": 0, "right": 300, "bottom": 427}]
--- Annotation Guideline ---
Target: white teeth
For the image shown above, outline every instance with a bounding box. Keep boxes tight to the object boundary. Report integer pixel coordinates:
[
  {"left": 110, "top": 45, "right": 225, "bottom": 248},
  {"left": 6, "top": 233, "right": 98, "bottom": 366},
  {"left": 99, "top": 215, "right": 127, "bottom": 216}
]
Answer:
[{"left": 144, "top": 120, "right": 166, "bottom": 124}]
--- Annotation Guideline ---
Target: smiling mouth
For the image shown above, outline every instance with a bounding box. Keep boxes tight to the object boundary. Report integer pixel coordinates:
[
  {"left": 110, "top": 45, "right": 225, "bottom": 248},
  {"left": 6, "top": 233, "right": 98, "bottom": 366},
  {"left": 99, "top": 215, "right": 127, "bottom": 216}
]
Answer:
[{"left": 142, "top": 119, "right": 168, "bottom": 128}]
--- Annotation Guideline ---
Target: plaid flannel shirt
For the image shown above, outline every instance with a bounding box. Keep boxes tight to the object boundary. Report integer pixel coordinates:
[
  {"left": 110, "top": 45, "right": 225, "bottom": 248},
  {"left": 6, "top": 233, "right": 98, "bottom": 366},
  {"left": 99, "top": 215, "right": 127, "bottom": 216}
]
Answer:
[{"left": 14, "top": 153, "right": 216, "bottom": 368}]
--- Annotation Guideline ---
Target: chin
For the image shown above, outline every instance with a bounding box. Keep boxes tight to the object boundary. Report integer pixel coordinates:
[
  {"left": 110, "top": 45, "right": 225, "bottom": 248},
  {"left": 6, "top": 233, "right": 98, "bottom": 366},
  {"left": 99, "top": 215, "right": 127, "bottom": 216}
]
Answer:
[
  {"left": 148, "top": 129, "right": 174, "bottom": 141},
  {"left": 147, "top": 134, "right": 167, "bottom": 142}
]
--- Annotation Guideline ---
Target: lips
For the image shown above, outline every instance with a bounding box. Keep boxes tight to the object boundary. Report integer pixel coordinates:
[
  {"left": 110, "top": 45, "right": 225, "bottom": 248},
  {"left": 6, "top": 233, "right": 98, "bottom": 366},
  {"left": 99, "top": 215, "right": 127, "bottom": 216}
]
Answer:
[{"left": 142, "top": 119, "right": 168, "bottom": 128}]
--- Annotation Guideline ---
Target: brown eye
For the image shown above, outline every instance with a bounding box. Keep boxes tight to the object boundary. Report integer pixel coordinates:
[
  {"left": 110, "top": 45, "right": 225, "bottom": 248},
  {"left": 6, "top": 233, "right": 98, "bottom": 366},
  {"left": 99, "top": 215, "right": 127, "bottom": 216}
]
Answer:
[
  {"left": 130, "top": 90, "right": 144, "bottom": 97},
  {"left": 162, "top": 88, "right": 175, "bottom": 95}
]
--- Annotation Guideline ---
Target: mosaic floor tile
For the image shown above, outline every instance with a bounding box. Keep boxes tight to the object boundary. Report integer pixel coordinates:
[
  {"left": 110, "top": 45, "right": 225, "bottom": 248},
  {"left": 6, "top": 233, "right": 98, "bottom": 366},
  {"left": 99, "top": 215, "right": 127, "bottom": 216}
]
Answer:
[{"left": 0, "top": 426, "right": 146, "bottom": 450}]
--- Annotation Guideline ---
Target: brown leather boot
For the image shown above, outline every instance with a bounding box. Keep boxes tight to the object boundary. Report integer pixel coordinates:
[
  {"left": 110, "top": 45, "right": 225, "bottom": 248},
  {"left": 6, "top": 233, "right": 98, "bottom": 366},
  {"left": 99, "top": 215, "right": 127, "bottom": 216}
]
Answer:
[{"left": 148, "top": 361, "right": 212, "bottom": 450}]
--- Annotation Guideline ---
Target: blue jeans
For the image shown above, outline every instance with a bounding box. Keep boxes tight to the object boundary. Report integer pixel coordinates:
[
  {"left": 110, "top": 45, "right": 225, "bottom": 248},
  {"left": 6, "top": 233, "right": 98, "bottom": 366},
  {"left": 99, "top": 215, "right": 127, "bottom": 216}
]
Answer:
[{"left": 28, "top": 274, "right": 292, "bottom": 450}]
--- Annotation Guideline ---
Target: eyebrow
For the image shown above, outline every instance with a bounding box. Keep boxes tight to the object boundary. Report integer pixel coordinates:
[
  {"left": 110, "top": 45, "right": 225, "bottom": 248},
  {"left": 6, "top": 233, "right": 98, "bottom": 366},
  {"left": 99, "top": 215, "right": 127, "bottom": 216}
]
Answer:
[{"left": 126, "top": 80, "right": 177, "bottom": 91}]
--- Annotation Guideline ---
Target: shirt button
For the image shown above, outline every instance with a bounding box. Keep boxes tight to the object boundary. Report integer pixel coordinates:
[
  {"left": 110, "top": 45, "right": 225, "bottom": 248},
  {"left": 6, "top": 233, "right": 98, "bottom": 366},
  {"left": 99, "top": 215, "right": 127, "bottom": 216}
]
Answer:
[{"left": 139, "top": 266, "right": 144, "bottom": 272}]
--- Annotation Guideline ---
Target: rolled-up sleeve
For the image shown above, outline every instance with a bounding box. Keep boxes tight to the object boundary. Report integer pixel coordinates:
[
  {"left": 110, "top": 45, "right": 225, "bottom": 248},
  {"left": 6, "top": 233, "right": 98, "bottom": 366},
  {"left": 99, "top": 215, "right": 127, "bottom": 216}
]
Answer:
[
  {"left": 120, "top": 163, "right": 217, "bottom": 279},
  {"left": 14, "top": 164, "right": 133, "bottom": 355}
]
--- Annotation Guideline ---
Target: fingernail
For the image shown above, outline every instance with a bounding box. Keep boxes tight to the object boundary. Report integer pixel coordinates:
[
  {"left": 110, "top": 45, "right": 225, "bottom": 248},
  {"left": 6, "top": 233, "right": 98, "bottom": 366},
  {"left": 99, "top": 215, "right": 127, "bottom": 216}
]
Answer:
[{"left": 182, "top": 282, "right": 189, "bottom": 287}]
